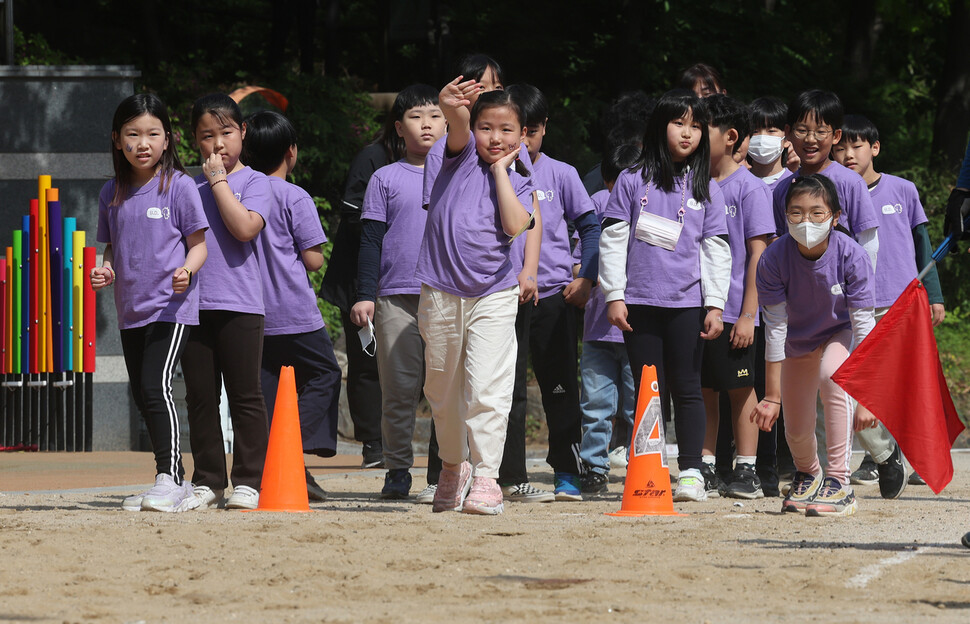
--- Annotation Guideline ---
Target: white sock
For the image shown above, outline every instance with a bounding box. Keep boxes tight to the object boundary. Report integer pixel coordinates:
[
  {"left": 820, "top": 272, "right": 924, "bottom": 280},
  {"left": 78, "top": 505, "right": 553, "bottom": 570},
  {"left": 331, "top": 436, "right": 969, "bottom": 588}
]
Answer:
[
  {"left": 702, "top": 454, "right": 716, "bottom": 466},
  {"left": 736, "top": 455, "right": 757, "bottom": 467}
]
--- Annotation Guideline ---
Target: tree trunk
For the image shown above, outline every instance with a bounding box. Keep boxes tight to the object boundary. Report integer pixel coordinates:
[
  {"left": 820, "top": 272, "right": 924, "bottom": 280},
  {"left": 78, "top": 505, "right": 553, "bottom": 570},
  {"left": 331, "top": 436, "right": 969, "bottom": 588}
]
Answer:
[
  {"left": 841, "top": 0, "right": 881, "bottom": 86},
  {"left": 932, "top": 0, "right": 970, "bottom": 169}
]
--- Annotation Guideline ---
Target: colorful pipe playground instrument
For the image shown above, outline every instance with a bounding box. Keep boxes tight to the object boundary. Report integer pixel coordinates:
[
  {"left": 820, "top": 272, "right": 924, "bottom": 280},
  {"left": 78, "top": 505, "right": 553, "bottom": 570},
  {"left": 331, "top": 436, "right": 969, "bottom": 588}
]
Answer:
[{"left": 1, "top": 176, "right": 95, "bottom": 452}]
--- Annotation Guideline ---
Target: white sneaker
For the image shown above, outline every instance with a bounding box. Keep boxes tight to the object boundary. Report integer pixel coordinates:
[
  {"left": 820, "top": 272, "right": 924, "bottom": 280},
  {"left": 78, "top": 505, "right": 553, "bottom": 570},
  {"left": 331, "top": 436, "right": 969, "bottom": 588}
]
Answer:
[
  {"left": 141, "top": 474, "right": 202, "bottom": 513},
  {"left": 227, "top": 485, "right": 259, "bottom": 510},
  {"left": 609, "top": 446, "right": 629, "bottom": 469},
  {"left": 501, "top": 482, "right": 555, "bottom": 503},
  {"left": 415, "top": 483, "right": 437, "bottom": 505},
  {"left": 122, "top": 489, "right": 150, "bottom": 512},
  {"left": 193, "top": 485, "right": 226, "bottom": 509},
  {"left": 673, "top": 470, "right": 708, "bottom": 502}
]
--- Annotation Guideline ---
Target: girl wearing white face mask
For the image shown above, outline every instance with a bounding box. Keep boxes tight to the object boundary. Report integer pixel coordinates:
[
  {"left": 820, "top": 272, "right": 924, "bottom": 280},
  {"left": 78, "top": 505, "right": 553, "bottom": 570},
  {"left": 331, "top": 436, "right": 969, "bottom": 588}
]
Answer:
[{"left": 750, "top": 174, "right": 876, "bottom": 517}]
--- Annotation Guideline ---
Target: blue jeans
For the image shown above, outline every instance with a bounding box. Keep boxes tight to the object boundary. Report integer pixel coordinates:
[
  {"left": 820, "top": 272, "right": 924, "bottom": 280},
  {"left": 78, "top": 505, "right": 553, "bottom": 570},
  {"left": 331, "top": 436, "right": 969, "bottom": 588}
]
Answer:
[{"left": 579, "top": 340, "right": 636, "bottom": 475}]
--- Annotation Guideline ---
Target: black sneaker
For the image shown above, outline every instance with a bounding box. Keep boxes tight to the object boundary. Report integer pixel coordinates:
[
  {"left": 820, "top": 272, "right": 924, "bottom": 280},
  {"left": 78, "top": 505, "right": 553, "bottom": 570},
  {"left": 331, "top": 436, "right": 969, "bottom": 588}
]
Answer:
[
  {"left": 909, "top": 471, "right": 926, "bottom": 486},
  {"left": 306, "top": 469, "right": 327, "bottom": 501},
  {"left": 757, "top": 465, "right": 780, "bottom": 498},
  {"left": 877, "top": 444, "right": 906, "bottom": 499},
  {"left": 700, "top": 463, "right": 723, "bottom": 498},
  {"left": 361, "top": 440, "right": 385, "bottom": 469},
  {"left": 580, "top": 471, "right": 609, "bottom": 494},
  {"left": 850, "top": 454, "right": 878, "bottom": 485},
  {"left": 380, "top": 469, "right": 412, "bottom": 499},
  {"left": 962, "top": 531, "right": 970, "bottom": 549},
  {"left": 725, "top": 463, "right": 764, "bottom": 499}
]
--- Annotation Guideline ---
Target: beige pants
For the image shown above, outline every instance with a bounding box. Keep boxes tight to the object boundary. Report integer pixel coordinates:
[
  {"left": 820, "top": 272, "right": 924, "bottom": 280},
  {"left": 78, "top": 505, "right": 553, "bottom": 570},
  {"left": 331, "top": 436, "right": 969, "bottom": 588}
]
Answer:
[
  {"left": 376, "top": 294, "right": 425, "bottom": 470},
  {"left": 418, "top": 285, "right": 518, "bottom": 479}
]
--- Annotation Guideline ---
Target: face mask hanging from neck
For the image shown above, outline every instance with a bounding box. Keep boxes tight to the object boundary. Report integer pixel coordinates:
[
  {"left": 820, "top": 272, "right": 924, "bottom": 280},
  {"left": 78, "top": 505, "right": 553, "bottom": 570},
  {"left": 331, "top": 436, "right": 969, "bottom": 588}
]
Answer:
[{"left": 789, "top": 217, "right": 832, "bottom": 249}]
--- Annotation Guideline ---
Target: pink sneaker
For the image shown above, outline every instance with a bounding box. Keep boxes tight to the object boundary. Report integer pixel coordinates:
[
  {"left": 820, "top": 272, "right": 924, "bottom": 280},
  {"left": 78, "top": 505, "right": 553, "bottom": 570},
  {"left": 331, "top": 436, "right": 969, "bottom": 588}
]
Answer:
[
  {"left": 462, "top": 477, "right": 504, "bottom": 515},
  {"left": 432, "top": 461, "right": 472, "bottom": 512}
]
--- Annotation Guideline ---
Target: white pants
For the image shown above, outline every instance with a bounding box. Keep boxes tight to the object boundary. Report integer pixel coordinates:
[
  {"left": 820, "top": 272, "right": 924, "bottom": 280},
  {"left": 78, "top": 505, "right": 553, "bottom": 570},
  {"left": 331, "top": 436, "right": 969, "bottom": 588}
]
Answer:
[{"left": 418, "top": 284, "right": 518, "bottom": 479}]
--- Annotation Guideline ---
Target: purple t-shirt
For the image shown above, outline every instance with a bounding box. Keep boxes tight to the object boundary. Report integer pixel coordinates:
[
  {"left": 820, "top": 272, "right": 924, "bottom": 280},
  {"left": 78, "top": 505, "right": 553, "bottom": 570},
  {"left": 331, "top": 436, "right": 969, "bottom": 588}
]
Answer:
[
  {"left": 97, "top": 172, "right": 209, "bottom": 330},
  {"left": 423, "top": 135, "right": 535, "bottom": 207},
  {"left": 603, "top": 168, "right": 728, "bottom": 308},
  {"left": 718, "top": 167, "right": 776, "bottom": 324},
  {"left": 583, "top": 190, "right": 623, "bottom": 343},
  {"left": 256, "top": 177, "right": 327, "bottom": 336},
  {"left": 757, "top": 231, "right": 874, "bottom": 358},
  {"left": 771, "top": 161, "right": 880, "bottom": 238},
  {"left": 868, "top": 174, "right": 927, "bottom": 307},
  {"left": 362, "top": 160, "right": 426, "bottom": 296},
  {"left": 415, "top": 134, "right": 536, "bottom": 298},
  {"left": 518, "top": 154, "right": 595, "bottom": 299},
  {"left": 194, "top": 166, "right": 271, "bottom": 314}
]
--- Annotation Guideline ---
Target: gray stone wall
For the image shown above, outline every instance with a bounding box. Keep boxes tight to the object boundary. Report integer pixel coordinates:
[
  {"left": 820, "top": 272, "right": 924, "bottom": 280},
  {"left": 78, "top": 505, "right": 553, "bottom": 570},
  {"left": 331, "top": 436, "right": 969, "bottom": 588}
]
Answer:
[{"left": 0, "top": 66, "right": 139, "bottom": 450}]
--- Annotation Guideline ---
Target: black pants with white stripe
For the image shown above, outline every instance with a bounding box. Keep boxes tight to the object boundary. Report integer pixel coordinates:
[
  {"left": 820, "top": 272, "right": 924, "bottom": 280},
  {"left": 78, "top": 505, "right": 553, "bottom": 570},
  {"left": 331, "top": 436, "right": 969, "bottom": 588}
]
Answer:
[{"left": 120, "top": 322, "right": 189, "bottom": 484}]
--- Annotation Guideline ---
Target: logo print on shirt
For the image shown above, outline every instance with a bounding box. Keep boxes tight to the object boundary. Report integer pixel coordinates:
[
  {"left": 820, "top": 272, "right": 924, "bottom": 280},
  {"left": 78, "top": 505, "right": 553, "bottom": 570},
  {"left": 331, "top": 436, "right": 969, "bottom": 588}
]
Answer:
[
  {"left": 536, "top": 190, "right": 554, "bottom": 202},
  {"left": 725, "top": 204, "right": 737, "bottom": 218},
  {"left": 830, "top": 283, "right": 844, "bottom": 296},
  {"left": 686, "top": 198, "right": 702, "bottom": 211},
  {"left": 881, "top": 203, "right": 903, "bottom": 215},
  {"left": 147, "top": 207, "right": 163, "bottom": 219},
  {"left": 161, "top": 207, "right": 170, "bottom": 219}
]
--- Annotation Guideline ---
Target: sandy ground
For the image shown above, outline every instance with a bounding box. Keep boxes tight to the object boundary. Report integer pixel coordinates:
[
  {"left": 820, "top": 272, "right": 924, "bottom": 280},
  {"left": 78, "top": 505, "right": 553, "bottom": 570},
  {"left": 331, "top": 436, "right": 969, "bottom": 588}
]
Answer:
[{"left": 1, "top": 451, "right": 969, "bottom": 623}]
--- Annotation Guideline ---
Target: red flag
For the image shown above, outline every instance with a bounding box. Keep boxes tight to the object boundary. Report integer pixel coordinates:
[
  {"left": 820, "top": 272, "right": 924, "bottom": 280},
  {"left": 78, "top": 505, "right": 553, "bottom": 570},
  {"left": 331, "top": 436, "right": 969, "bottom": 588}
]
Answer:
[{"left": 831, "top": 279, "right": 965, "bottom": 494}]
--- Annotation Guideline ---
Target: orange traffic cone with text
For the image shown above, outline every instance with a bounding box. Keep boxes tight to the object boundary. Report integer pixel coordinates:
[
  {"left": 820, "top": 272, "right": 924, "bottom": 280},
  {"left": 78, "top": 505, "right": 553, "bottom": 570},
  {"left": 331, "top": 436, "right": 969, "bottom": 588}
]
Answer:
[
  {"left": 607, "top": 365, "right": 682, "bottom": 517},
  {"left": 246, "top": 366, "right": 312, "bottom": 513}
]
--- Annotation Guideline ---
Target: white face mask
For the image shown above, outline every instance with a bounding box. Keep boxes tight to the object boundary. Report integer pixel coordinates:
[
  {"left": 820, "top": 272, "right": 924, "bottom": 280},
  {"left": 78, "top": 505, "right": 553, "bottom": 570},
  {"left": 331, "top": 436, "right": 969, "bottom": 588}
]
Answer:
[
  {"left": 748, "top": 135, "right": 784, "bottom": 165},
  {"left": 789, "top": 217, "right": 832, "bottom": 249}
]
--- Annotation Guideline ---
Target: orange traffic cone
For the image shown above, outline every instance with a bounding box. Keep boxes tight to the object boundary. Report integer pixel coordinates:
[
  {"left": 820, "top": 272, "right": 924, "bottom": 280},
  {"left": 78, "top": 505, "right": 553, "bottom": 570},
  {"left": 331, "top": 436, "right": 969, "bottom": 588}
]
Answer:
[
  {"left": 245, "top": 366, "right": 313, "bottom": 513},
  {"left": 607, "top": 365, "right": 682, "bottom": 517}
]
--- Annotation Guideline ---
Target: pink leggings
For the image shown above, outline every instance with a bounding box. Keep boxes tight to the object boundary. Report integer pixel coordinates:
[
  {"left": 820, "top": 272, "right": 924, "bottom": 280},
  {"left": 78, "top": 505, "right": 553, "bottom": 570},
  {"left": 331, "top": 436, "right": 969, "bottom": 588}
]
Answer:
[{"left": 780, "top": 330, "right": 854, "bottom": 485}]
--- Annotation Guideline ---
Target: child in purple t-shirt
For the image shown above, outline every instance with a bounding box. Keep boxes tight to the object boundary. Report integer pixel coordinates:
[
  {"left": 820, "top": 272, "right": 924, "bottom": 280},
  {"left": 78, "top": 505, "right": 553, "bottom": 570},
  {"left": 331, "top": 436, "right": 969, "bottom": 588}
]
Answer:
[
  {"left": 498, "top": 84, "right": 601, "bottom": 502},
  {"left": 576, "top": 144, "right": 641, "bottom": 493},
  {"left": 416, "top": 82, "right": 536, "bottom": 516},
  {"left": 747, "top": 97, "right": 796, "bottom": 192},
  {"left": 701, "top": 95, "right": 776, "bottom": 500},
  {"left": 348, "top": 85, "right": 446, "bottom": 500},
  {"left": 182, "top": 94, "right": 272, "bottom": 511},
  {"left": 92, "top": 94, "right": 208, "bottom": 512},
  {"left": 753, "top": 174, "right": 876, "bottom": 517},
  {"left": 832, "top": 114, "right": 945, "bottom": 496},
  {"left": 599, "top": 89, "right": 732, "bottom": 503},
  {"left": 243, "top": 110, "right": 338, "bottom": 503}
]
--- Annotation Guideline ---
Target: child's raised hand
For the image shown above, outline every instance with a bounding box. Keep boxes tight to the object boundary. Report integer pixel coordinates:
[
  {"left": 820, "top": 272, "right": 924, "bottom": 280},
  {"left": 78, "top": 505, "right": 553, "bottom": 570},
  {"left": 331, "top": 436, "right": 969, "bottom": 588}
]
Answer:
[
  {"left": 172, "top": 266, "right": 192, "bottom": 294},
  {"left": 700, "top": 308, "right": 724, "bottom": 340},
  {"left": 350, "top": 301, "right": 375, "bottom": 327},
  {"left": 491, "top": 144, "right": 522, "bottom": 174},
  {"left": 750, "top": 399, "right": 780, "bottom": 432},
  {"left": 89, "top": 266, "right": 114, "bottom": 291},
  {"left": 439, "top": 76, "right": 480, "bottom": 110},
  {"left": 607, "top": 300, "right": 632, "bottom": 332},
  {"left": 202, "top": 152, "right": 227, "bottom": 186}
]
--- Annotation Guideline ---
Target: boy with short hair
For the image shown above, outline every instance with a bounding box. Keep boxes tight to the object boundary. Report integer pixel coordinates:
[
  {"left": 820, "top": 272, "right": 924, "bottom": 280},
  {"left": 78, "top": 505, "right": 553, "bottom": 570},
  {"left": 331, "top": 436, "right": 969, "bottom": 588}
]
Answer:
[
  {"left": 577, "top": 143, "right": 642, "bottom": 493},
  {"left": 770, "top": 90, "right": 881, "bottom": 272},
  {"left": 831, "top": 113, "right": 945, "bottom": 496},
  {"left": 244, "top": 110, "right": 339, "bottom": 502},
  {"left": 700, "top": 94, "right": 776, "bottom": 499},
  {"left": 747, "top": 96, "right": 796, "bottom": 191}
]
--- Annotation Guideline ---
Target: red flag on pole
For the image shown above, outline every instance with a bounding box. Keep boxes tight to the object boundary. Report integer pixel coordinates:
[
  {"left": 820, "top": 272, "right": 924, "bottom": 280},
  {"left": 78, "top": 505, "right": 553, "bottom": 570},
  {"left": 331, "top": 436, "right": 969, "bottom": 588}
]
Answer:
[{"left": 831, "top": 279, "right": 965, "bottom": 494}]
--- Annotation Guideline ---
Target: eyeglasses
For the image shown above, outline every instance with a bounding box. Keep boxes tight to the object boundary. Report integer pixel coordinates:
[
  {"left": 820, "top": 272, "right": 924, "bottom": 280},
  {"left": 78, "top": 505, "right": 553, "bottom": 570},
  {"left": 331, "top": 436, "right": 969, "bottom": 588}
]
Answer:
[
  {"left": 786, "top": 209, "right": 832, "bottom": 224},
  {"left": 791, "top": 126, "right": 833, "bottom": 140}
]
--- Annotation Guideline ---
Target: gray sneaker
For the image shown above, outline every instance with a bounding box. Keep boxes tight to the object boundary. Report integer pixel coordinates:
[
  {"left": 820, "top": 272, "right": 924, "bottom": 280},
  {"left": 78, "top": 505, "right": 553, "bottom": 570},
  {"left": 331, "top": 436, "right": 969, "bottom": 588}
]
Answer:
[
  {"left": 141, "top": 474, "right": 202, "bottom": 513},
  {"left": 192, "top": 485, "right": 226, "bottom": 509},
  {"left": 501, "top": 482, "right": 555, "bottom": 503}
]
